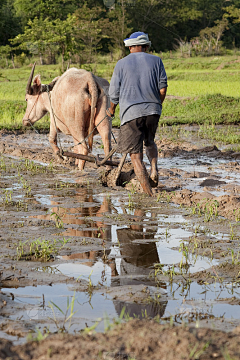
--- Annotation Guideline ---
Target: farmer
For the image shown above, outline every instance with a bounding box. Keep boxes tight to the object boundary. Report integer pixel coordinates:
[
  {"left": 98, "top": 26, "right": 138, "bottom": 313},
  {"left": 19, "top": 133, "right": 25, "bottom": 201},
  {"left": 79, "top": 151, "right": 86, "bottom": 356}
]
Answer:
[{"left": 107, "top": 31, "right": 168, "bottom": 196}]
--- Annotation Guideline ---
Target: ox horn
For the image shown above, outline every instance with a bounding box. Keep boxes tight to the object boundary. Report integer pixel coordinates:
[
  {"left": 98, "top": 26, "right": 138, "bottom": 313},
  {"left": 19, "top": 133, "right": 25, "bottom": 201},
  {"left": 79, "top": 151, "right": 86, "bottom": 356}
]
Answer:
[{"left": 26, "top": 62, "right": 36, "bottom": 95}]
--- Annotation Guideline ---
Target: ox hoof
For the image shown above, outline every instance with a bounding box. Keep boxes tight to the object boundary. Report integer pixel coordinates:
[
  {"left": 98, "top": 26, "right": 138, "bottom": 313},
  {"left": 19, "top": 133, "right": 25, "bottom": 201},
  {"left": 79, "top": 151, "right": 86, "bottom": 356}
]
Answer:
[
  {"left": 54, "top": 152, "right": 64, "bottom": 163},
  {"left": 149, "top": 175, "right": 158, "bottom": 188}
]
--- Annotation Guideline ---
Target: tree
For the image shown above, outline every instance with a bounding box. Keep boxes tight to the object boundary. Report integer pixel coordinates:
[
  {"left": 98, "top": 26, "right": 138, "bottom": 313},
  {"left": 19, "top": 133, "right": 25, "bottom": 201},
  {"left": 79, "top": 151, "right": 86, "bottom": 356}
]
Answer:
[
  {"left": 196, "top": 0, "right": 226, "bottom": 28},
  {"left": 45, "top": 15, "right": 77, "bottom": 70},
  {"left": 0, "top": 45, "right": 16, "bottom": 67},
  {"left": 11, "top": 17, "right": 49, "bottom": 65},
  {"left": 74, "top": 4, "right": 110, "bottom": 64},
  {"left": 191, "top": 17, "right": 228, "bottom": 55},
  {"left": 223, "top": 5, "right": 240, "bottom": 47},
  {"left": 106, "top": 1, "right": 133, "bottom": 58},
  {"left": 125, "top": 0, "right": 202, "bottom": 51},
  {"left": 11, "top": 15, "right": 76, "bottom": 69},
  {"left": 0, "top": 0, "right": 21, "bottom": 46},
  {"left": 13, "top": 0, "right": 81, "bottom": 26}
]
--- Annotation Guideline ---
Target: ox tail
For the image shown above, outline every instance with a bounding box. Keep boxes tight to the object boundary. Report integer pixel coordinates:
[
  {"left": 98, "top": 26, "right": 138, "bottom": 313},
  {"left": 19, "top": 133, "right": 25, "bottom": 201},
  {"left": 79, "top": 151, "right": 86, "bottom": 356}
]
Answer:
[{"left": 87, "top": 74, "right": 98, "bottom": 151}]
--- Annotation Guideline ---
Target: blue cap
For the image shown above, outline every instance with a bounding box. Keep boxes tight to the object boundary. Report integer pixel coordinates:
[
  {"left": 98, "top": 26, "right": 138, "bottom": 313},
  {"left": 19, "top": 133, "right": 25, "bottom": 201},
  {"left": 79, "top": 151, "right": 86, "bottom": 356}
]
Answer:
[
  {"left": 124, "top": 31, "right": 146, "bottom": 41},
  {"left": 124, "top": 32, "right": 151, "bottom": 47}
]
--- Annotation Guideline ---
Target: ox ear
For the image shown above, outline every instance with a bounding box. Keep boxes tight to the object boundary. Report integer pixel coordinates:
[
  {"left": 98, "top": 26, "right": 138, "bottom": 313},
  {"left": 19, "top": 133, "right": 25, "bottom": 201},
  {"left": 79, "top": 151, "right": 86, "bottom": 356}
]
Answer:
[
  {"left": 32, "top": 75, "right": 42, "bottom": 94},
  {"left": 41, "top": 77, "right": 59, "bottom": 93}
]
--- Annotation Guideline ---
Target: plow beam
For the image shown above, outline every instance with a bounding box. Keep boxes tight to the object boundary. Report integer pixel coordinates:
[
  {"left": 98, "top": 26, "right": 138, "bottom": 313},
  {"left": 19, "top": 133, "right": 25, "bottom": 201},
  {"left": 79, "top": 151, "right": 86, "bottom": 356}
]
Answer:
[{"left": 63, "top": 151, "right": 120, "bottom": 167}]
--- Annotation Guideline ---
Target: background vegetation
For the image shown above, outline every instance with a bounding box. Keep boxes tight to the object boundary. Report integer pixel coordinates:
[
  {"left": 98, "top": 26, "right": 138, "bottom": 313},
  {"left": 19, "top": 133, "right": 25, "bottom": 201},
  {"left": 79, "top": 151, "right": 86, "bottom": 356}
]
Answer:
[
  {"left": 1, "top": 0, "right": 240, "bottom": 68},
  {"left": 1, "top": 0, "right": 240, "bottom": 134}
]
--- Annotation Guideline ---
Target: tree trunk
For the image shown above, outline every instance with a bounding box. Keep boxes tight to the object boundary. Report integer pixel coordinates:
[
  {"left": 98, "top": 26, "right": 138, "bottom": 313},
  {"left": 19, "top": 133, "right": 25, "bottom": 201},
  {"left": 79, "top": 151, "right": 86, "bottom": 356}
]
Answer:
[
  {"left": 39, "top": 53, "right": 43, "bottom": 65},
  {"left": 11, "top": 55, "right": 15, "bottom": 69},
  {"left": 62, "top": 51, "right": 64, "bottom": 73},
  {"left": 121, "top": 0, "right": 125, "bottom": 58}
]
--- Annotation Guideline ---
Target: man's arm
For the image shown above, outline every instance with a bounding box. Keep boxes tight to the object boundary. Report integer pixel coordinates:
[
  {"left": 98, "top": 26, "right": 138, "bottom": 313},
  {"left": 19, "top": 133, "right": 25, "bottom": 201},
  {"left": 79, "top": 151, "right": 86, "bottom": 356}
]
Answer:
[
  {"left": 160, "top": 87, "right": 167, "bottom": 104},
  {"left": 107, "top": 63, "right": 121, "bottom": 117}
]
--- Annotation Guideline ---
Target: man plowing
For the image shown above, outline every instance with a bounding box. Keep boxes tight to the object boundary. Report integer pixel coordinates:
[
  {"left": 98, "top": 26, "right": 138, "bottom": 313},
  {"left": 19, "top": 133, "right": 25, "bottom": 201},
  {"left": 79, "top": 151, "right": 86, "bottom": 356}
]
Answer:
[{"left": 107, "top": 31, "right": 168, "bottom": 196}]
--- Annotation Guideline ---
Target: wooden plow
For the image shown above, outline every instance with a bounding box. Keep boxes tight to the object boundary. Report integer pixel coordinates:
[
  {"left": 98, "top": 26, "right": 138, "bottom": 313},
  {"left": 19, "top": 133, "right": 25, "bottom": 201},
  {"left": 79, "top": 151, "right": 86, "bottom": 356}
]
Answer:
[{"left": 63, "top": 146, "right": 128, "bottom": 185}]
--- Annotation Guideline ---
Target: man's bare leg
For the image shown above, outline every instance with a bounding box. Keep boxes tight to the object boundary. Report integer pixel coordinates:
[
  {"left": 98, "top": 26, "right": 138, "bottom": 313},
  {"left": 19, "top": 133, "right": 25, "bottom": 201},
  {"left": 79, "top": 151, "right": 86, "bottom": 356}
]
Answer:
[
  {"left": 146, "top": 143, "right": 158, "bottom": 187},
  {"left": 130, "top": 152, "right": 153, "bottom": 196}
]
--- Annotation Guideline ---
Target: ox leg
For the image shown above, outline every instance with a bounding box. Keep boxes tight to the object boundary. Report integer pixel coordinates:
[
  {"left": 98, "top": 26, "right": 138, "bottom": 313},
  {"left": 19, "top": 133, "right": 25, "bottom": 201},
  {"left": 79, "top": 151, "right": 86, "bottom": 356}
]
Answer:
[
  {"left": 96, "top": 117, "right": 112, "bottom": 170},
  {"left": 93, "top": 93, "right": 112, "bottom": 169},
  {"left": 73, "top": 139, "right": 89, "bottom": 170},
  {"left": 49, "top": 124, "right": 63, "bottom": 162}
]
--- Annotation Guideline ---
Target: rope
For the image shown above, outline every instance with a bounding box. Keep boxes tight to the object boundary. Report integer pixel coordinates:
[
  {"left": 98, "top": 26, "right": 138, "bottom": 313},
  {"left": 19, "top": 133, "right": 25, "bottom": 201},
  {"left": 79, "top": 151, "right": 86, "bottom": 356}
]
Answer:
[
  {"left": 26, "top": 119, "right": 40, "bottom": 134},
  {"left": 26, "top": 94, "right": 40, "bottom": 131},
  {"left": 73, "top": 114, "right": 117, "bottom": 148}
]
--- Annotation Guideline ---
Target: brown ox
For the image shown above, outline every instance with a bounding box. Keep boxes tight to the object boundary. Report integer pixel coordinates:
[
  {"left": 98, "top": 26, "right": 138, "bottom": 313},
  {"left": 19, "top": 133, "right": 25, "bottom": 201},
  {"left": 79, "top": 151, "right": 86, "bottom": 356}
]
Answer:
[{"left": 23, "top": 64, "right": 111, "bottom": 169}]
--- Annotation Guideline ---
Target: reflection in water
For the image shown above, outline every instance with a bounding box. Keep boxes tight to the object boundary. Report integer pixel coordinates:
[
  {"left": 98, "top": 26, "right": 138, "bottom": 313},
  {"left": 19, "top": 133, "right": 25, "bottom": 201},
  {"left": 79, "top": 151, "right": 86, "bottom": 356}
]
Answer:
[
  {"left": 33, "top": 188, "right": 111, "bottom": 240},
  {"left": 32, "top": 189, "right": 223, "bottom": 321},
  {"left": 113, "top": 209, "right": 167, "bottom": 319},
  {"left": 44, "top": 204, "right": 169, "bottom": 319}
]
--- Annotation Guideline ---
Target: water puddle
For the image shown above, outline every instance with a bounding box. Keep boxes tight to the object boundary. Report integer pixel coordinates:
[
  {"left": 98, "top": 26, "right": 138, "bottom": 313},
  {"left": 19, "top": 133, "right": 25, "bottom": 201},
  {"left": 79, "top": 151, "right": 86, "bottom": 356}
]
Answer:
[
  {"left": 157, "top": 155, "right": 240, "bottom": 196},
  {"left": 52, "top": 258, "right": 112, "bottom": 286},
  {"left": 164, "top": 281, "right": 240, "bottom": 324},
  {"left": 2, "top": 278, "right": 240, "bottom": 341},
  {"left": 1, "top": 284, "right": 118, "bottom": 333}
]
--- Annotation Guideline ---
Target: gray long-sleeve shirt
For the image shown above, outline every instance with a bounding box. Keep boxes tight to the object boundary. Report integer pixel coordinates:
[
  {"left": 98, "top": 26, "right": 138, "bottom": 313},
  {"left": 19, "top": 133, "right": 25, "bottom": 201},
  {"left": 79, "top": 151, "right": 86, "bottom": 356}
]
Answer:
[{"left": 109, "top": 52, "right": 168, "bottom": 125}]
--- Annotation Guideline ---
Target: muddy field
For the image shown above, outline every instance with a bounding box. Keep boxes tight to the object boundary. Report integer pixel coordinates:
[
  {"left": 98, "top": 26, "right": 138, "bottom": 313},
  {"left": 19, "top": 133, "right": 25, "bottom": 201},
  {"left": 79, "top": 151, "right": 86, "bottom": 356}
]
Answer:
[{"left": 1, "top": 126, "right": 240, "bottom": 359}]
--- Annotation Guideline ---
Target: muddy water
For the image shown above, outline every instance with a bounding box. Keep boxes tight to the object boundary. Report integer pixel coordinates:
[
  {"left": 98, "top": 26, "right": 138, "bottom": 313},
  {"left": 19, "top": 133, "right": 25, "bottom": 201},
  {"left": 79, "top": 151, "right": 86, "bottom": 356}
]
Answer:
[{"left": 1, "top": 130, "right": 240, "bottom": 344}]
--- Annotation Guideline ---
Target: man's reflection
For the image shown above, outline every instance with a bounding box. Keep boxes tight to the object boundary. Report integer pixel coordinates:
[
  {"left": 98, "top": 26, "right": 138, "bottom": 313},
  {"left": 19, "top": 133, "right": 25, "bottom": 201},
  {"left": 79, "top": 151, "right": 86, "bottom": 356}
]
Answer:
[{"left": 112, "top": 209, "right": 167, "bottom": 319}]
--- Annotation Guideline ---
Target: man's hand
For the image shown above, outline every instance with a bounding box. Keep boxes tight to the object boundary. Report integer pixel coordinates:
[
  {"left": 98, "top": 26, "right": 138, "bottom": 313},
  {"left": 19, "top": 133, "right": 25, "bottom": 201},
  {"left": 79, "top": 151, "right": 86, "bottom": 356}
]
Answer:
[
  {"left": 106, "top": 108, "right": 115, "bottom": 118},
  {"left": 106, "top": 102, "right": 117, "bottom": 118},
  {"left": 160, "top": 87, "right": 167, "bottom": 104}
]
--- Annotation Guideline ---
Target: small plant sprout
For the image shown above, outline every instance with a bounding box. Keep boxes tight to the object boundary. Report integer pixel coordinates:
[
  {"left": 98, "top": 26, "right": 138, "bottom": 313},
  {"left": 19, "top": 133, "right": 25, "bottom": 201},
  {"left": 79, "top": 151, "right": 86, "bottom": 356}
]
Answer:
[
  {"left": 16, "top": 237, "right": 69, "bottom": 261},
  {"left": 229, "top": 222, "right": 238, "bottom": 241},
  {"left": 0, "top": 156, "right": 6, "bottom": 171},
  {"left": 234, "top": 209, "right": 240, "bottom": 222},
  {"left": 88, "top": 269, "right": 94, "bottom": 294},
  {"left": 153, "top": 263, "right": 164, "bottom": 278},
  {"left": 2, "top": 189, "right": 13, "bottom": 205},
  {"left": 129, "top": 183, "right": 137, "bottom": 195},
  {"left": 27, "top": 327, "right": 49, "bottom": 342},
  {"left": 163, "top": 264, "right": 176, "bottom": 282},
  {"left": 179, "top": 240, "right": 190, "bottom": 268},
  {"left": 128, "top": 193, "right": 134, "bottom": 210},
  {"left": 230, "top": 249, "right": 240, "bottom": 265},
  {"left": 165, "top": 226, "right": 170, "bottom": 239},
  {"left": 48, "top": 160, "right": 54, "bottom": 171},
  {"left": 50, "top": 211, "right": 65, "bottom": 229},
  {"left": 48, "top": 292, "right": 77, "bottom": 332}
]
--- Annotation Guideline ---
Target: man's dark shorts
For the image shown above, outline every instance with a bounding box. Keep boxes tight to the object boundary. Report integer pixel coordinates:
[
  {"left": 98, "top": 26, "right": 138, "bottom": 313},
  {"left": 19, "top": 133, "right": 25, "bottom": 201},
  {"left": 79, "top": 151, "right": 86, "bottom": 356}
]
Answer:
[{"left": 117, "top": 114, "right": 160, "bottom": 154}]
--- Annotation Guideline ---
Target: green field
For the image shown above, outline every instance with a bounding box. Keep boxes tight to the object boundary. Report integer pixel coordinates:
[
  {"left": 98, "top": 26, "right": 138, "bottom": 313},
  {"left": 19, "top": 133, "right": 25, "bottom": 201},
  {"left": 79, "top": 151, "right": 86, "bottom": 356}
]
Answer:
[{"left": 1, "top": 54, "right": 240, "bottom": 131}]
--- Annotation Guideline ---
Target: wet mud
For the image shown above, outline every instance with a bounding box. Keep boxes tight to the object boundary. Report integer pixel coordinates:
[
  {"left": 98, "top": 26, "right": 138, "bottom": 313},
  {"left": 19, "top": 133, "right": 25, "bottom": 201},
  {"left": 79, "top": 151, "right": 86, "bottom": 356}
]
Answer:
[{"left": 1, "top": 127, "right": 240, "bottom": 358}]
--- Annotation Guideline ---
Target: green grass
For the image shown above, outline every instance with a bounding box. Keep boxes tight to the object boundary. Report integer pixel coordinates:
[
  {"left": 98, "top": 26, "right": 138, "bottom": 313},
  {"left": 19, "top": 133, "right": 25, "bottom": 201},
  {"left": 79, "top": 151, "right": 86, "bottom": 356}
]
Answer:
[
  {"left": 198, "top": 122, "right": 240, "bottom": 145},
  {"left": 162, "top": 94, "right": 240, "bottom": 126},
  {"left": 0, "top": 100, "right": 50, "bottom": 130},
  {"left": 161, "top": 54, "right": 240, "bottom": 71},
  {"left": 1, "top": 54, "right": 240, "bottom": 131},
  {"left": 168, "top": 80, "right": 240, "bottom": 97}
]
